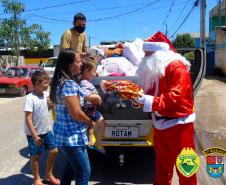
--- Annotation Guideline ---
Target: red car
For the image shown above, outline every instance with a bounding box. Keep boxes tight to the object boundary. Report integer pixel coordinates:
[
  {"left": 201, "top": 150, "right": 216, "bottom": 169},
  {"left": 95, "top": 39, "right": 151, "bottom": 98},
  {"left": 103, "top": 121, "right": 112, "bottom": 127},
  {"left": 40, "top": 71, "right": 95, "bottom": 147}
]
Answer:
[{"left": 0, "top": 66, "right": 44, "bottom": 96}]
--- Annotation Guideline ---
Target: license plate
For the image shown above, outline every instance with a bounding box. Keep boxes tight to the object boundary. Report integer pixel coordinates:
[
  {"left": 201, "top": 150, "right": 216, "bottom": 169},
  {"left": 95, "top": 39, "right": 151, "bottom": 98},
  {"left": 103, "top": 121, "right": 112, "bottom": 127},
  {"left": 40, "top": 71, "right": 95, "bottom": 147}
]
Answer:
[
  {"left": 0, "top": 88, "right": 5, "bottom": 93},
  {"left": 105, "top": 127, "right": 138, "bottom": 138}
]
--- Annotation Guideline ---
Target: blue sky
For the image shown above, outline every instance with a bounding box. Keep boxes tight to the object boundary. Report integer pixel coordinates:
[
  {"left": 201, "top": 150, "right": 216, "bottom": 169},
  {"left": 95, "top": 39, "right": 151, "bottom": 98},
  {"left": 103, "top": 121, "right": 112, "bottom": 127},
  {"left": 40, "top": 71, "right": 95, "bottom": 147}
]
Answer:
[{"left": 1, "top": 0, "right": 217, "bottom": 46}]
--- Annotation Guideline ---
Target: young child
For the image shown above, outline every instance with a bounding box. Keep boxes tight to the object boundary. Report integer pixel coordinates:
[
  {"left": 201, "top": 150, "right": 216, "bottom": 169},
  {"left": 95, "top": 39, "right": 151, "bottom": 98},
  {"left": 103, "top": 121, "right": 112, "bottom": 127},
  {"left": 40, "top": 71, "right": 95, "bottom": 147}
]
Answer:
[
  {"left": 23, "top": 71, "right": 60, "bottom": 185},
  {"left": 80, "top": 57, "right": 106, "bottom": 154}
]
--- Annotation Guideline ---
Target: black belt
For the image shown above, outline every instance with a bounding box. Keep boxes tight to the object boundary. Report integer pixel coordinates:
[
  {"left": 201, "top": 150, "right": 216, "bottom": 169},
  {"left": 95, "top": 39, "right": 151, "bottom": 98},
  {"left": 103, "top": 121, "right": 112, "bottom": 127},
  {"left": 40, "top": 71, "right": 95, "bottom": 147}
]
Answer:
[{"left": 154, "top": 115, "right": 175, "bottom": 121}]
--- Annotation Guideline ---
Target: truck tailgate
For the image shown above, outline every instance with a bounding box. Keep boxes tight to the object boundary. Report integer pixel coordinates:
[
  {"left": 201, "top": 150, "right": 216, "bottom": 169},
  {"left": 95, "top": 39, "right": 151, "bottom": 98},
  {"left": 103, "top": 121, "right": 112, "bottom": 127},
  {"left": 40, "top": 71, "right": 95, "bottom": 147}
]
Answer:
[{"left": 91, "top": 76, "right": 154, "bottom": 147}]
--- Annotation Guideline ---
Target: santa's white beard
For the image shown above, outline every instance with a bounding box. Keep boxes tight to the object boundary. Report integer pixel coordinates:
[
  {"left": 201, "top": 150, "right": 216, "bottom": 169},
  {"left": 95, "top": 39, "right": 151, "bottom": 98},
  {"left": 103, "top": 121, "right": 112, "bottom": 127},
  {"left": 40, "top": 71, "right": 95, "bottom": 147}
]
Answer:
[
  {"left": 136, "top": 50, "right": 190, "bottom": 93},
  {"left": 136, "top": 57, "right": 156, "bottom": 93}
]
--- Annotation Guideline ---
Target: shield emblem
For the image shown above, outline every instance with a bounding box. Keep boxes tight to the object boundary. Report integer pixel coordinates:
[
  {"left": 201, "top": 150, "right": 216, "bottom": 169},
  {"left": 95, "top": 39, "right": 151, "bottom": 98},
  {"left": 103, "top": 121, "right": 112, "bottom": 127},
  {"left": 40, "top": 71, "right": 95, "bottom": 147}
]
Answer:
[
  {"left": 206, "top": 156, "right": 224, "bottom": 178},
  {"left": 176, "top": 148, "right": 200, "bottom": 177}
]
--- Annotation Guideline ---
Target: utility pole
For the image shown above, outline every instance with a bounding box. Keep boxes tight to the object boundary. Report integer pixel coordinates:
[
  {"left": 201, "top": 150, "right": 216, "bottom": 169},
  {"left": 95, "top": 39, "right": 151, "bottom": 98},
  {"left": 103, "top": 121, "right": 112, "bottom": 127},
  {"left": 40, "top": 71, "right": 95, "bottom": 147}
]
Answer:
[
  {"left": 165, "top": 22, "right": 168, "bottom": 36},
  {"left": 200, "top": 0, "right": 206, "bottom": 50}
]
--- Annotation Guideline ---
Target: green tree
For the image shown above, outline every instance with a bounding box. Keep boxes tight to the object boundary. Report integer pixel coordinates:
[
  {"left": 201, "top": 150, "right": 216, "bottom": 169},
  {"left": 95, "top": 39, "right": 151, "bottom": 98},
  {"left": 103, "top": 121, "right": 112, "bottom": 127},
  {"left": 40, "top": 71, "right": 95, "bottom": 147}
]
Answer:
[
  {"left": 0, "top": 0, "right": 25, "bottom": 55},
  {"left": 0, "top": 0, "right": 50, "bottom": 64},
  {"left": 172, "top": 34, "right": 195, "bottom": 48},
  {"left": 184, "top": 52, "right": 194, "bottom": 61},
  {"left": 20, "top": 24, "right": 50, "bottom": 51}
]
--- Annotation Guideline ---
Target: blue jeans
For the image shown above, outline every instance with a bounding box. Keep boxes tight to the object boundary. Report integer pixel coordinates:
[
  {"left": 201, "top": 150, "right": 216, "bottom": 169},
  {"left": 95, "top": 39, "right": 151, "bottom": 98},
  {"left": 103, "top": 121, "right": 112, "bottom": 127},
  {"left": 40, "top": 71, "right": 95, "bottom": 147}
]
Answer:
[
  {"left": 60, "top": 146, "right": 91, "bottom": 185},
  {"left": 90, "top": 111, "right": 102, "bottom": 122},
  {"left": 26, "top": 131, "right": 56, "bottom": 156}
]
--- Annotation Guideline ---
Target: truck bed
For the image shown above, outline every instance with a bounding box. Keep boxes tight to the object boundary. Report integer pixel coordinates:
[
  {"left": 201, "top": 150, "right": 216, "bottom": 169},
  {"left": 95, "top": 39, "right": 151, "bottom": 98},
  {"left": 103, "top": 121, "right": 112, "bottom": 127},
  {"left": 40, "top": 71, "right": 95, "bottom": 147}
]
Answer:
[
  {"left": 92, "top": 76, "right": 150, "bottom": 120},
  {"left": 91, "top": 76, "right": 154, "bottom": 147}
]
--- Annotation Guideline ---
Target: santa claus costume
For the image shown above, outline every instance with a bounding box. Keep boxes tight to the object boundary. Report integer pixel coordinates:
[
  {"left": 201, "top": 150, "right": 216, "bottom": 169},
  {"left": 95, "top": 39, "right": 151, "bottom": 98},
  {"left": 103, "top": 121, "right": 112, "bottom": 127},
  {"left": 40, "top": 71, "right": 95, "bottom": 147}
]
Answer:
[{"left": 136, "top": 32, "right": 197, "bottom": 185}]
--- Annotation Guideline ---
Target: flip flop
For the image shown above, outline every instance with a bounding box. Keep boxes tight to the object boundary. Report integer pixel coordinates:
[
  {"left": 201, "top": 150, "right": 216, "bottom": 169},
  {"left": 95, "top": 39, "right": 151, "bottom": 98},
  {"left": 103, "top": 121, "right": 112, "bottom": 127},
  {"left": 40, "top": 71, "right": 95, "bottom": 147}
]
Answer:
[
  {"left": 42, "top": 177, "right": 60, "bottom": 185},
  {"left": 91, "top": 145, "right": 106, "bottom": 154},
  {"left": 87, "top": 145, "right": 95, "bottom": 150}
]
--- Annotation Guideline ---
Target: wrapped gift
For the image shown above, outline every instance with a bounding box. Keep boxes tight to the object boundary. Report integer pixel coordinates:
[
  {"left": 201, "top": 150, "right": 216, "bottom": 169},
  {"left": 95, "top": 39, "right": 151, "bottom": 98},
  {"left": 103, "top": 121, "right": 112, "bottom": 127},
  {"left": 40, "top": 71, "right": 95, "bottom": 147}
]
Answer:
[{"left": 100, "top": 80, "right": 143, "bottom": 101}]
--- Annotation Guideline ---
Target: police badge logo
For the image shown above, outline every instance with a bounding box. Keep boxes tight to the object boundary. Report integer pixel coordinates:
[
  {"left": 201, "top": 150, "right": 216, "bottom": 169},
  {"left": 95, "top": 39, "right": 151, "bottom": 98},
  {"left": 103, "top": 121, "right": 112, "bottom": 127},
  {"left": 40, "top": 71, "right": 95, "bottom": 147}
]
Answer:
[
  {"left": 176, "top": 147, "right": 200, "bottom": 177},
  {"left": 203, "top": 147, "right": 226, "bottom": 178}
]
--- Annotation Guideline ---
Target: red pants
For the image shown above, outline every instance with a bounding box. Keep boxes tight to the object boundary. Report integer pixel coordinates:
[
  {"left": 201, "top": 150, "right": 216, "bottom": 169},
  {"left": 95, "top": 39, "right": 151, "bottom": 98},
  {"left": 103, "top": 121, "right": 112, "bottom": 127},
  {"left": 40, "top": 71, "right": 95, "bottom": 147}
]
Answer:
[{"left": 153, "top": 123, "right": 197, "bottom": 185}]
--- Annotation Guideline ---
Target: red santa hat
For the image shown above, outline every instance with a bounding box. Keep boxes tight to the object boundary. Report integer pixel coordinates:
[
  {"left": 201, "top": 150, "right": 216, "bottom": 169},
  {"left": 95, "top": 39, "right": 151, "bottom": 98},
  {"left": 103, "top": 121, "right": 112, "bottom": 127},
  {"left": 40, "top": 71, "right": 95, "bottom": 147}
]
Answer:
[{"left": 143, "top": 31, "right": 176, "bottom": 52}]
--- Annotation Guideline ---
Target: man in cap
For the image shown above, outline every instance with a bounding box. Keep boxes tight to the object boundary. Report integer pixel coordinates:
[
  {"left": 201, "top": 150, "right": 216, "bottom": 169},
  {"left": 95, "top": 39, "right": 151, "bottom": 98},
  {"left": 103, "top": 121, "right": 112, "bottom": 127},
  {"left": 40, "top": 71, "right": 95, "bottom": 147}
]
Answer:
[
  {"left": 60, "top": 12, "right": 87, "bottom": 57},
  {"left": 136, "top": 31, "right": 197, "bottom": 185}
]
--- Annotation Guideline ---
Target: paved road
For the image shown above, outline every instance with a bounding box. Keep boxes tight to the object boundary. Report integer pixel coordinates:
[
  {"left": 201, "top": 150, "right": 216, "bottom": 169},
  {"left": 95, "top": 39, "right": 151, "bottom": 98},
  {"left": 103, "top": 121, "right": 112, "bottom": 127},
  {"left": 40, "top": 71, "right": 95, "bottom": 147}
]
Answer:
[{"left": 0, "top": 77, "right": 226, "bottom": 185}]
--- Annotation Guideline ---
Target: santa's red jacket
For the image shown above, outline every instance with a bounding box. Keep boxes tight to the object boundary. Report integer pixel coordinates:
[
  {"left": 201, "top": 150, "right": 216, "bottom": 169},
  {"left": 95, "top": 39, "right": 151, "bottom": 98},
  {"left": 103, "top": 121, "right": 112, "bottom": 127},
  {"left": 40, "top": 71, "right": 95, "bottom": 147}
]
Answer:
[
  {"left": 150, "top": 60, "right": 194, "bottom": 118},
  {"left": 141, "top": 58, "right": 196, "bottom": 130}
]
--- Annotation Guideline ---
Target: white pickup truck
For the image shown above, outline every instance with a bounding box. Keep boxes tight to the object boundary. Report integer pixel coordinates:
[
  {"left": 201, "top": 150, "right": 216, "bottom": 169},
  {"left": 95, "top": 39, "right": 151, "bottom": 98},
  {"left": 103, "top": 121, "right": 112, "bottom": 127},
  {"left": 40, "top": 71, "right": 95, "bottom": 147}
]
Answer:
[{"left": 43, "top": 57, "right": 58, "bottom": 79}]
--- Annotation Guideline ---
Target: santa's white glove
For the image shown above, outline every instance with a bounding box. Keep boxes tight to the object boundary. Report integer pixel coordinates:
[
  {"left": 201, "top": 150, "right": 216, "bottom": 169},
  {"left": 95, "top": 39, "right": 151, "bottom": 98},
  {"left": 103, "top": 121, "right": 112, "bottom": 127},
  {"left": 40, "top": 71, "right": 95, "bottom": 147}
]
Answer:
[{"left": 135, "top": 94, "right": 154, "bottom": 112}]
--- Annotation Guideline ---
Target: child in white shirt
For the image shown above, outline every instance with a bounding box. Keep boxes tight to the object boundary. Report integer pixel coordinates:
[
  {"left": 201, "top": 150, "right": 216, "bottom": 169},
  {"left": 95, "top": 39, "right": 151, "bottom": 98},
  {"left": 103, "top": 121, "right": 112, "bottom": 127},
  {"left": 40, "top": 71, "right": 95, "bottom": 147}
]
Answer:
[{"left": 24, "top": 71, "right": 60, "bottom": 185}]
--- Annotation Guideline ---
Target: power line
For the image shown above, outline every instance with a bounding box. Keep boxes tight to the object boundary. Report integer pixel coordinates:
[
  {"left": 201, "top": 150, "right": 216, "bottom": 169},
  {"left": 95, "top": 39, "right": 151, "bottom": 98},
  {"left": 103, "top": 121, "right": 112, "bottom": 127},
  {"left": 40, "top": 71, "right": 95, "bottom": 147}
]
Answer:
[
  {"left": 28, "top": 14, "right": 70, "bottom": 23},
  {"left": 24, "top": 0, "right": 180, "bottom": 18},
  {"left": 161, "top": 0, "right": 175, "bottom": 36},
  {"left": 168, "top": 0, "right": 192, "bottom": 32},
  {"left": 23, "top": 3, "right": 184, "bottom": 23},
  {"left": 88, "top": 0, "right": 159, "bottom": 22},
  {"left": 162, "top": 0, "right": 175, "bottom": 25},
  {"left": 31, "top": 2, "right": 155, "bottom": 17},
  {"left": 0, "top": 0, "right": 191, "bottom": 23},
  {"left": 27, "top": 0, "right": 174, "bottom": 16},
  {"left": 25, "top": 0, "right": 90, "bottom": 12},
  {"left": 170, "top": 0, "right": 199, "bottom": 38},
  {"left": 23, "top": 3, "right": 188, "bottom": 24},
  {"left": 25, "top": 0, "right": 187, "bottom": 25},
  {"left": 118, "top": 0, "right": 188, "bottom": 19},
  {"left": 81, "top": 2, "right": 151, "bottom": 13},
  {"left": 0, "top": 0, "right": 89, "bottom": 16},
  {"left": 28, "top": 0, "right": 160, "bottom": 23},
  {"left": 23, "top": 19, "right": 63, "bottom": 24}
]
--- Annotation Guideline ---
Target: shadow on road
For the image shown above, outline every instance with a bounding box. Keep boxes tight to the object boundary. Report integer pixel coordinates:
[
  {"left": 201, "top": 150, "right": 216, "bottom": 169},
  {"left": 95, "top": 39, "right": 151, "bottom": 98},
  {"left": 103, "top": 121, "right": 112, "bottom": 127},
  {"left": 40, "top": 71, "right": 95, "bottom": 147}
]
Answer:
[
  {"left": 0, "top": 174, "right": 33, "bottom": 185},
  {"left": 2, "top": 147, "right": 155, "bottom": 185},
  {"left": 205, "top": 75, "right": 226, "bottom": 83},
  {"left": 0, "top": 94, "right": 19, "bottom": 98},
  {"left": 19, "top": 147, "right": 30, "bottom": 159},
  {"left": 20, "top": 149, "right": 52, "bottom": 178},
  {"left": 54, "top": 147, "right": 155, "bottom": 185}
]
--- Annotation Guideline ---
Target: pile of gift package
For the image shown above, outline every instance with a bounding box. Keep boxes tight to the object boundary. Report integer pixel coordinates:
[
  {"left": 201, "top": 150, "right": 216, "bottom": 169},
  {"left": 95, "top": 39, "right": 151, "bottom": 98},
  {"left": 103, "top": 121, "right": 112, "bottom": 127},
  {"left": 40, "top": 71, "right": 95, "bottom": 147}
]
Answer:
[{"left": 90, "top": 38, "right": 144, "bottom": 77}]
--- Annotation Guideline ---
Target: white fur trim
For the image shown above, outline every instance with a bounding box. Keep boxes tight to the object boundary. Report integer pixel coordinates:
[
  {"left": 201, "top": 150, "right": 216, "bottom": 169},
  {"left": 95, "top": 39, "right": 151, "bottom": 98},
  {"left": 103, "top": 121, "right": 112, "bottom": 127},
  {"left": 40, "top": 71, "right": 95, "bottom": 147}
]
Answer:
[
  {"left": 152, "top": 112, "right": 196, "bottom": 130},
  {"left": 136, "top": 50, "right": 191, "bottom": 92},
  {"left": 143, "top": 95, "right": 154, "bottom": 112},
  {"left": 143, "top": 42, "right": 169, "bottom": 51}
]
